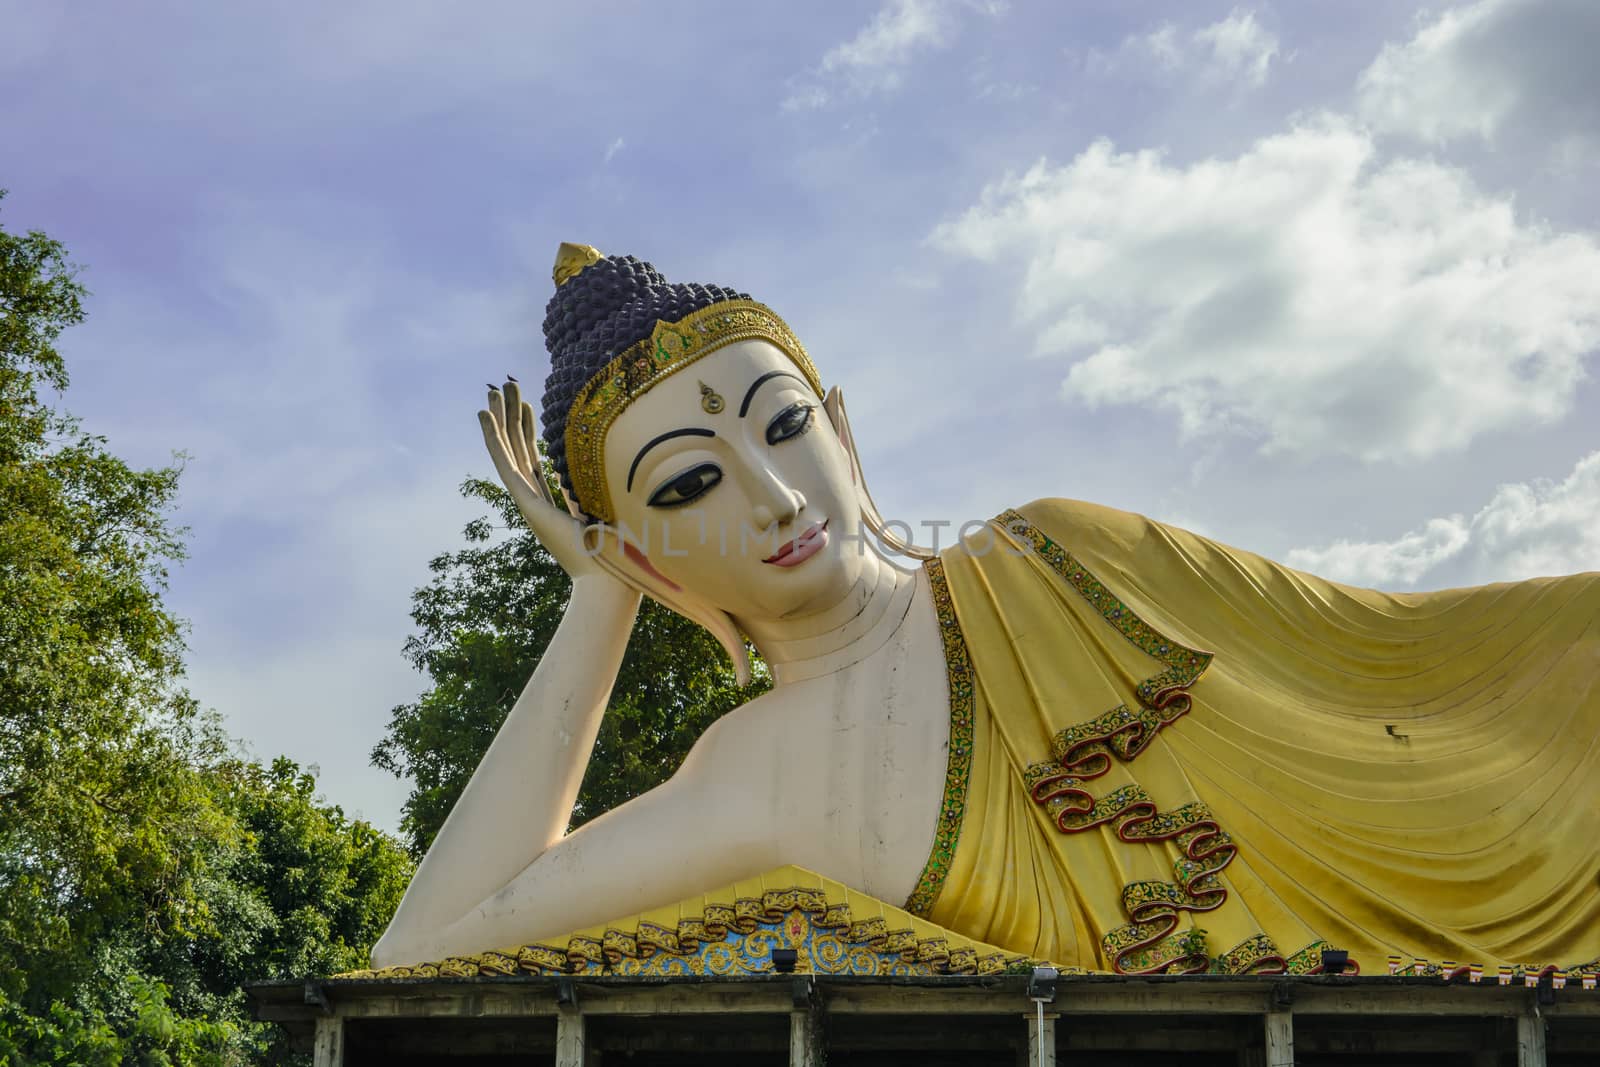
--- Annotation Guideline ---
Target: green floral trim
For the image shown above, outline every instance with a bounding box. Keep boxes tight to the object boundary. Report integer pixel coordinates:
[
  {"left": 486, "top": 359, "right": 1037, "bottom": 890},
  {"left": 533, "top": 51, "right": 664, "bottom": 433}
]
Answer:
[
  {"left": 992, "top": 510, "right": 1249, "bottom": 973},
  {"left": 1285, "top": 940, "right": 1340, "bottom": 975},
  {"left": 1041, "top": 781, "right": 1150, "bottom": 833},
  {"left": 1002, "top": 507, "right": 1213, "bottom": 816},
  {"left": 904, "top": 557, "right": 977, "bottom": 918},
  {"left": 1090, "top": 799, "right": 1238, "bottom": 973},
  {"left": 996, "top": 506, "right": 1212, "bottom": 717},
  {"left": 1217, "top": 933, "right": 1286, "bottom": 975},
  {"left": 1103, "top": 920, "right": 1211, "bottom": 975}
]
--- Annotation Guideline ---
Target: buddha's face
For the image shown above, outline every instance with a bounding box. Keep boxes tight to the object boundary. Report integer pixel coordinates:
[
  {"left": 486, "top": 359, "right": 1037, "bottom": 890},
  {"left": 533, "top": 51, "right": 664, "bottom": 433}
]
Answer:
[{"left": 601, "top": 340, "right": 867, "bottom": 621}]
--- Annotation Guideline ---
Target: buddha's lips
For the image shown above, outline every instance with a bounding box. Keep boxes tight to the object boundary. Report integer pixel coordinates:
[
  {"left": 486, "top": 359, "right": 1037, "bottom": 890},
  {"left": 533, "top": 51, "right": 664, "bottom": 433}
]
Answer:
[{"left": 765, "top": 520, "right": 829, "bottom": 567}]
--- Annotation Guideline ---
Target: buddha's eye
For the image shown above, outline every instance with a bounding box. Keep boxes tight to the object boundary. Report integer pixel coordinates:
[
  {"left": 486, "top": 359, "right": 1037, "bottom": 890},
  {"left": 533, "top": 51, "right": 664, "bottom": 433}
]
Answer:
[
  {"left": 648, "top": 462, "right": 723, "bottom": 508},
  {"left": 765, "top": 402, "right": 815, "bottom": 445}
]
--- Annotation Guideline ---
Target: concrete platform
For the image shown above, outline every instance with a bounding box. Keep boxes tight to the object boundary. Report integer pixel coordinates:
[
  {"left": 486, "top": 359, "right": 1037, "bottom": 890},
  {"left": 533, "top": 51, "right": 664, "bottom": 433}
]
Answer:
[{"left": 247, "top": 971, "right": 1600, "bottom": 1066}]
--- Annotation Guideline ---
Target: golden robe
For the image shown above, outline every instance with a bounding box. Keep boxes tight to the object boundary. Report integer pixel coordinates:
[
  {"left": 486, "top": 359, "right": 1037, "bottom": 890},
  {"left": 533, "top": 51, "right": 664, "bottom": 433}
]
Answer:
[{"left": 912, "top": 499, "right": 1600, "bottom": 975}]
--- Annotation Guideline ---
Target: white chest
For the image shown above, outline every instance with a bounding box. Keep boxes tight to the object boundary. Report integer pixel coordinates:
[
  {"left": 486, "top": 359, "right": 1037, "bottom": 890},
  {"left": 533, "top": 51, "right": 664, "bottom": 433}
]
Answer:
[{"left": 775, "top": 577, "right": 952, "bottom": 901}]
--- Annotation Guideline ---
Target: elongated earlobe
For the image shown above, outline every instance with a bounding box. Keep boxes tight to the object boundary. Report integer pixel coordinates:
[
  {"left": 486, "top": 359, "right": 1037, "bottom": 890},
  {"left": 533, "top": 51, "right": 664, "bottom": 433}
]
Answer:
[
  {"left": 581, "top": 525, "right": 755, "bottom": 687},
  {"left": 823, "top": 387, "right": 936, "bottom": 561},
  {"left": 560, "top": 485, "right": 586, "bottom": 522}
]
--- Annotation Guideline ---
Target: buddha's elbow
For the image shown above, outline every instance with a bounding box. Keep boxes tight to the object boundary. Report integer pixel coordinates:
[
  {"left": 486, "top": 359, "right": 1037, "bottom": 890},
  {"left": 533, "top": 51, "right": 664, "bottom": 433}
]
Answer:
[{"left": 369, "top": 922, "right": 425, "bottom": 970}]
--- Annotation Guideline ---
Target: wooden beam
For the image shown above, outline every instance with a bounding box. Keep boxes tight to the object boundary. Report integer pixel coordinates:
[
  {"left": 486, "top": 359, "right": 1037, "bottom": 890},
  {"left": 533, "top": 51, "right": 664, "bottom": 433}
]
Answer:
[
  {"left": 555, "top": 1006, "right": 586, "bottom": 1067},
  {"left": 789, "top": 973, "right": 823, "bottom": 1067},
  {"left": 1517, "top": 1011, "right": 1547, "bottom": 1067},
  {"left": 825, "top": 983, "right": 1268, "bottom": 1016},
  {"left": 790, "top": 1009, "right": 823, "bottom": 1067},
  {"left": 1291, "top": 983, "right": 1523, "bottom": 1017},
  {"left": 584, "top": 983, "right": 796, "bottom": 1017},
  {"left": 246, "top": 975, "right": 1600, "bottom": 1025},
  {"left": 312, "top": 1016, "right": 344, "bottom": 1067},
  {"left": 1264, "top": 1010, "right": 1293, "bottom": 1067},
  {"left": 1023, "top": 1008, "right": 1057, "bottom": 1067}
]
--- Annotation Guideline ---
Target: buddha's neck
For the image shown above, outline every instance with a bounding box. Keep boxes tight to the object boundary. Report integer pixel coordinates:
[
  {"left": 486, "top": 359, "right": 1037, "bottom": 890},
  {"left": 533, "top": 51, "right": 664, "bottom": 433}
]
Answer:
[{"left": 740, "top": 548, "right": 922, "bottom": 686}]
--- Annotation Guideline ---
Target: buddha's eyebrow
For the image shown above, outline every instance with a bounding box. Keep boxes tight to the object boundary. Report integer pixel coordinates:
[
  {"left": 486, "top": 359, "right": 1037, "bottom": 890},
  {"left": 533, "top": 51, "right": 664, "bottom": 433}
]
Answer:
[
  {"left": 739, "top": 371, "right": 811, "bottom": 418},
  {"left": 628, "top": 428, "right": 715, "bottom": 492}
]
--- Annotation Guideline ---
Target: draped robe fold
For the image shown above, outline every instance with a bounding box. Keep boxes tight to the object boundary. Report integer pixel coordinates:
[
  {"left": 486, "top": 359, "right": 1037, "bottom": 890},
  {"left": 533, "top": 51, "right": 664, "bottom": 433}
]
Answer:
[{"left": 918, "top": 499, "right": 1600, "bottom": 974}]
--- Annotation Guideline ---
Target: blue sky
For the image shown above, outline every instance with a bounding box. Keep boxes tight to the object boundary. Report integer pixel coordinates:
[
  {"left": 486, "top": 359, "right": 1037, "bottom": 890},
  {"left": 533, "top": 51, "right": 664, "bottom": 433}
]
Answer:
[{"left": 4, "top": 0, "right": 1598, "bottom": 832}]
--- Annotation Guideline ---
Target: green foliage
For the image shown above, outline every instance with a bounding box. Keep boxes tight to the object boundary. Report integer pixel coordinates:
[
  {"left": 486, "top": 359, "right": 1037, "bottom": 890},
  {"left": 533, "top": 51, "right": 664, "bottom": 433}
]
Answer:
[
  {"left": 373, "top": 476, "right": 769, "bottom": 857},
  {"left": 210, "top": 757, "right": 412, "bottom": 982},
  {"left": 0, "top": 753, "right": 411, "bottom": 1066},
  {"left": 2, "top": 186, "right": 199, "bottom": 1006},
  {"left": 0, "top": 192, "right": 412, "bottom": 1065}
]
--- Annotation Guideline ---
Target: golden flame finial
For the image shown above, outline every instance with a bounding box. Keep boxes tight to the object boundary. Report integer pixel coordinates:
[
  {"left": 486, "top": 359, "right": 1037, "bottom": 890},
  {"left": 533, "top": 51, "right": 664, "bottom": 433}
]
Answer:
[{"left": 553, "top": 243, "right": 604, "bottom": 287}]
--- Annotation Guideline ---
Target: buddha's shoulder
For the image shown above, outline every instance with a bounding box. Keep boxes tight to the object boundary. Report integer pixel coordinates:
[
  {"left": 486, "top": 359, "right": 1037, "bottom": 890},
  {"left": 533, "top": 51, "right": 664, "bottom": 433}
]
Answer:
[{"left": 1005, "top": 497, "right": 1171, "bottom": 545}]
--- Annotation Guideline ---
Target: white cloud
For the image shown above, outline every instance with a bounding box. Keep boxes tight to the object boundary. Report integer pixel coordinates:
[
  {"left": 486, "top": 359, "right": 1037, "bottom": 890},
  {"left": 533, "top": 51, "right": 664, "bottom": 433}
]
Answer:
[
  {"left": 782, "top": 85, "right": 831, "bottom": 112},
  {"left": 1193, "top": 9, "right": 1279, "bottom": 89},
  {"left": 1288, "top": 450, "right": 1600, "bottom": 587},
  {"left": 784, "top": 0, "right": 1002, "bottom": 111},
  {"left": 929, "top": 118, "right": 1600, "bottom": 462},
  {"left": 70, "top": 207, "right": 533, "bottom": 832},
  {"left": 1088, "top": 8, "right": 1280, "bottom": 90},
  {"left": 1286, "top": 517, "right": 1471, "bottom": 587},
  {"left": 603, "top": 137, "right": 625, "bottom": 164},
  {"left": 1357, "top": 0, "right": 1600, "bottom": 149},
  {"left": 822, "top": 0, "right": 949, "bottom": 84},
  {"left": 969, "top": 51, "right": 1034, "bottom": 102}
]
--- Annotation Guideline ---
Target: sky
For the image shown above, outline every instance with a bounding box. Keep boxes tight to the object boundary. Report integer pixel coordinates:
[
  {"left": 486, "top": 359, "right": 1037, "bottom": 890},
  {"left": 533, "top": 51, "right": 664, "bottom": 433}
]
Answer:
[{"left": 3, "top": 0, "right": 1598, "bottom": 834}]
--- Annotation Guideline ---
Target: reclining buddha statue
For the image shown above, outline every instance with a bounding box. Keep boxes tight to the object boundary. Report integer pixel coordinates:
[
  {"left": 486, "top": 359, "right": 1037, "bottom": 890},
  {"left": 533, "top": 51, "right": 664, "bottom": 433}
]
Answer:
[{"left": 366, "top": 244, "right": 1600, "bottom": 979}]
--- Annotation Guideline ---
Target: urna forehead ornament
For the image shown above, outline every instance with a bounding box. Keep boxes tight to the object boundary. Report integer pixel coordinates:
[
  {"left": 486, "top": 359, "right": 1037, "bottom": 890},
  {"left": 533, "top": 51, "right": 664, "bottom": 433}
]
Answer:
[{"left": 540, "top": 243, "right": 824, "bottom": 525}]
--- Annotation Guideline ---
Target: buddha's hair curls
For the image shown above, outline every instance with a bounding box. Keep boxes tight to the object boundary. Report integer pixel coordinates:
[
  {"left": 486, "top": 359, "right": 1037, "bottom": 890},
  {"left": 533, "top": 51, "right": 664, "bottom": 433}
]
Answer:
[{"left": 540, "top": 254, "right": 748, "bottom": 515}]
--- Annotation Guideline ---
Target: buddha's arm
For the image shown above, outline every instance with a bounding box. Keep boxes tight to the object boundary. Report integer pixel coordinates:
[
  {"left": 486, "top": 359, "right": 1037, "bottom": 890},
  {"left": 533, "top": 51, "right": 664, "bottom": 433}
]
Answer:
[
  {"left": 374, "top": 689, "right": 823, "bottom": 965},
  {"left": 373, "top": 575, "right": 641, "bottom": 962}
]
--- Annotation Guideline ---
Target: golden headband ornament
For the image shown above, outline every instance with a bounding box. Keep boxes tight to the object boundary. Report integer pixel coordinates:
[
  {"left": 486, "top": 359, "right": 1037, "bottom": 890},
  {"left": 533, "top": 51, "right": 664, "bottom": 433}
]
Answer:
[{"left": 556, "top": 246, "right": 825, "bottom": 525}]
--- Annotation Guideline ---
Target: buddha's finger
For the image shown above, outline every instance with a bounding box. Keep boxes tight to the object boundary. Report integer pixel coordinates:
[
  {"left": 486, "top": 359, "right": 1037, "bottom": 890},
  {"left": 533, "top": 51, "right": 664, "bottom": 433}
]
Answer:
[
  {"left": 478, "top": 409, "right": 517, "bottom": 484},
  {"left": 482, "top": 412, "right": 578, "bottom": 546},
  {"left": 487, "top": 386, "right": 507, "bottom": 442},
  {"left": 504, "top": 381, "right": 533, "bottom": 475},
  {"left": 521, "top": 403, "right": 559, "bottom": 509},
  {"left": 484, "top": 399, "right": 562, "bottom": 512},
  {"left": 483, "top": 392, "right": 523, "bottom": 480}
]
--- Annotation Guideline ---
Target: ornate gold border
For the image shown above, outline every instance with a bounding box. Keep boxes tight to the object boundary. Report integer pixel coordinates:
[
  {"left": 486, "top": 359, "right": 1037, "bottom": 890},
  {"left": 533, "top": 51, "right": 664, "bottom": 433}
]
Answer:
[
  {"left": 564, "top": 300, "right": 824, "bottom": 522},
  {"left": 342, "top": 881, "right": 1031, "bottom": 979},
  {"left": 903, "top": 556, "right": 977, "bottom": 918},
  {"left": 995, "top": 507, "right": 1212, "bottom": 713}
]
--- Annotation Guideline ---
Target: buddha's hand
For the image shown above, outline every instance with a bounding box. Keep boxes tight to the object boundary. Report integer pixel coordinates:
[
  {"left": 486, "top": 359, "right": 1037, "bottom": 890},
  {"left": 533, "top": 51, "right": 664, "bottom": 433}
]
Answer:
[{"left": 478, "top": 380, "right": 606, "bottom": 582}]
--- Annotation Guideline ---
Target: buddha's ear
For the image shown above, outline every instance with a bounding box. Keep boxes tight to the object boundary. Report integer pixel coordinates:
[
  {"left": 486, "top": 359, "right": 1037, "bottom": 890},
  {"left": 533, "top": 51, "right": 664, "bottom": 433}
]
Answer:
[
  {"left": 822, "top": 386, "right": 936, "bottom": 561},
  {"left": 560, "top": 485, "right": 586, "bottom": 521},
  {"left": 579, "top": 524, "right": 755, "bottom": 688}
]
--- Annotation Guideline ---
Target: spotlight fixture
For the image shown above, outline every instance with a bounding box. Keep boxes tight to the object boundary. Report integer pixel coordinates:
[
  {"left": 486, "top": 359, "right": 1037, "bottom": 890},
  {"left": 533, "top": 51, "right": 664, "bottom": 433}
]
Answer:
[
  {"left": 1320, "top": 949, "right": 1350, "bottom": 976},
  {"left": 771, "top": 948, "right": 799, "bottom": 974},
  {"left": 1026, "top": 965, "right": 1059, "bottom": 1003}
]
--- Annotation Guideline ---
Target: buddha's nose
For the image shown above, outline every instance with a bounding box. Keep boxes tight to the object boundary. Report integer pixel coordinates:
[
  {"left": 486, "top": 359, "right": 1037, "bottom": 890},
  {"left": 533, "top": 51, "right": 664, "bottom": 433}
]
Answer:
[{"left": 752, "top": 488, "right": 805, "bottom": 533}]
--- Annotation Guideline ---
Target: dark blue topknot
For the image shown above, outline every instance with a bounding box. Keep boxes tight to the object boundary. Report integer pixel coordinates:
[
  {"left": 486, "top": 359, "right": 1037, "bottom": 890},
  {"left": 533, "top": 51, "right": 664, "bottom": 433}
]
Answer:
[{"left": 540, "top": 254, "right": 748, "bottom": 517}]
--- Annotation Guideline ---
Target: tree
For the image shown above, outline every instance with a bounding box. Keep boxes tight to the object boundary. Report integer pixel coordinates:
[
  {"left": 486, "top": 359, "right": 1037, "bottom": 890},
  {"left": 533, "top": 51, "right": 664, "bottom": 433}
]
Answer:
[
  {"left": 373, "top": 476, "right": 769, "bottom": 858},
  {"left": 0, "top": 191, "right": 412, "bottom": 1065},
  {"left": 1, "top": 185, "right": 203, "bottom": 1015},
  {"left": 0, "top": 749, "right": 412, "bottom": 1066},
  {"left": 126, "top": 756, "right": 411, "bottom": 1065}
]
